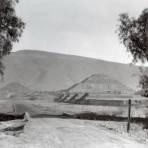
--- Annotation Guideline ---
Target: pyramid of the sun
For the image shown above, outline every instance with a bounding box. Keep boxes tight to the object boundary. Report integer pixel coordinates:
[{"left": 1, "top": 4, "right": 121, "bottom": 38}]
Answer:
[{"left": 68, "top": 74, "right": 134, "bottom": 95}]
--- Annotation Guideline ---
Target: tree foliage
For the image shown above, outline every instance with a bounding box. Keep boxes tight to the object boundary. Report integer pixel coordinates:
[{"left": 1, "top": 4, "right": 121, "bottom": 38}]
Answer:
[
  {"left": 0, "top": 0, "right": 25, "bottom": 76},
  {"left": 117, "top": 9, "right": 148, "bottom": 63},
  {"left": 139, "top": 73, "right": 148, "bottom": 97},
  {"left": 117, "top": 9, "right": 148, "bottom": 97}
]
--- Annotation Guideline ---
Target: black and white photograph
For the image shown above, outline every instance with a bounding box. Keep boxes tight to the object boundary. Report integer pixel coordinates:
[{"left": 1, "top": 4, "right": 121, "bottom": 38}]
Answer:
[{"left": 0, "top": 0, "right": 148, "bottom": 147}]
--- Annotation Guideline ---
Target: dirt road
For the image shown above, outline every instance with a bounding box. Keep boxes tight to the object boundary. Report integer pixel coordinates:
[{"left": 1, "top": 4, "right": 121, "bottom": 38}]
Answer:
[{"left": 0, "top": 118, "right": 147, "bottom": 148}]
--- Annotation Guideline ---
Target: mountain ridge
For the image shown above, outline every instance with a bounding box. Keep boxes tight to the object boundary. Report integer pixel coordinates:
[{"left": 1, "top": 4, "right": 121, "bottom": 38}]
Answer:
[
  {"left": 0, "top": 50, "right": 142, "bottom": 91},
  {"left": 14, "top": 49, "right": 133, "bottom": 65}
]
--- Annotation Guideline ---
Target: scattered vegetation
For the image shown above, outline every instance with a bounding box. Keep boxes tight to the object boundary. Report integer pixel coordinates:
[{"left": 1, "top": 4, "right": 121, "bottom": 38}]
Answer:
[{"left": 93, "top": 121, "right": 148, "bottom": 143}]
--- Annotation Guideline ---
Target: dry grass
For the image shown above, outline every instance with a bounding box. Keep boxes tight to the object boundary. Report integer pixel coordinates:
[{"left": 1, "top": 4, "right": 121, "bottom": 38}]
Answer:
[{"left": 91, "top": 121, "right": 148, "bottom": 143}]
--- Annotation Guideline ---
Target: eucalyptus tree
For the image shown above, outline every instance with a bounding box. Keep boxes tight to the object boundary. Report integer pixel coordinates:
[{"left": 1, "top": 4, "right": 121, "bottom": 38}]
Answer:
[
  {"left": 0, "top": 0, "right": 25, "bottom": 76},
  {"left": 117, "top": 9, "right": 148, "bottom": 96}
]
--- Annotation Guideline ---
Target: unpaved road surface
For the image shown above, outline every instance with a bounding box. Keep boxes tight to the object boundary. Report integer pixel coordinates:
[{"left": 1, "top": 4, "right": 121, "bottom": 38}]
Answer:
[{"left": 0, "top": 118, "right": 147, "bottom": 148}]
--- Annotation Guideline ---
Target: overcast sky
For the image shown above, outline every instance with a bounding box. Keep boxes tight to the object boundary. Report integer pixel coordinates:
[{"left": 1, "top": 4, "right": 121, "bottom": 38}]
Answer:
[{"left": 14, "top": 0, "right": 148, "bottom": 63}]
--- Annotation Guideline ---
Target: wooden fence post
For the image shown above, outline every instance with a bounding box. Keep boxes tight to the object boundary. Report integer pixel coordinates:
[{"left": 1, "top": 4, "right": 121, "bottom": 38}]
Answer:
[{"left": 127, "top": 99, "right": 131, "bottom": 133}]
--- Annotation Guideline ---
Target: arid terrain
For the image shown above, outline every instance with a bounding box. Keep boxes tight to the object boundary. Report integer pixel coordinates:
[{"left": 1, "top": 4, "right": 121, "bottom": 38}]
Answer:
[{"left": 0, "top": 50, "right": 148, "bottom": 148}]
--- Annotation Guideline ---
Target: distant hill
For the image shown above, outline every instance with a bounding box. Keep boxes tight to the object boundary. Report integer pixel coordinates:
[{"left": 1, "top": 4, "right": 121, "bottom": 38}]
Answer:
[
  {"left": 0, "top": 82, "right": 56, "bottom": 101},
  {"left": 0, "top": 82, "right": 30, "bottom": 99},
  {"left": 0, "top": 50, "right": 142, "bottom": 91},
  {"left": 0, "top": 82, "right": 30, "bottom": 93}
]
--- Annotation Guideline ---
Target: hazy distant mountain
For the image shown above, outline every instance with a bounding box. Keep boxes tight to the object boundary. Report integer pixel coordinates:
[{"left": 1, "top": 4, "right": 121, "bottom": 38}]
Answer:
[
  {"left": 0, "top": 50, "right": 141, "bottom": 91},
  {"left": 0, "top": 82, "right": 30, "bottom": 99}
]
